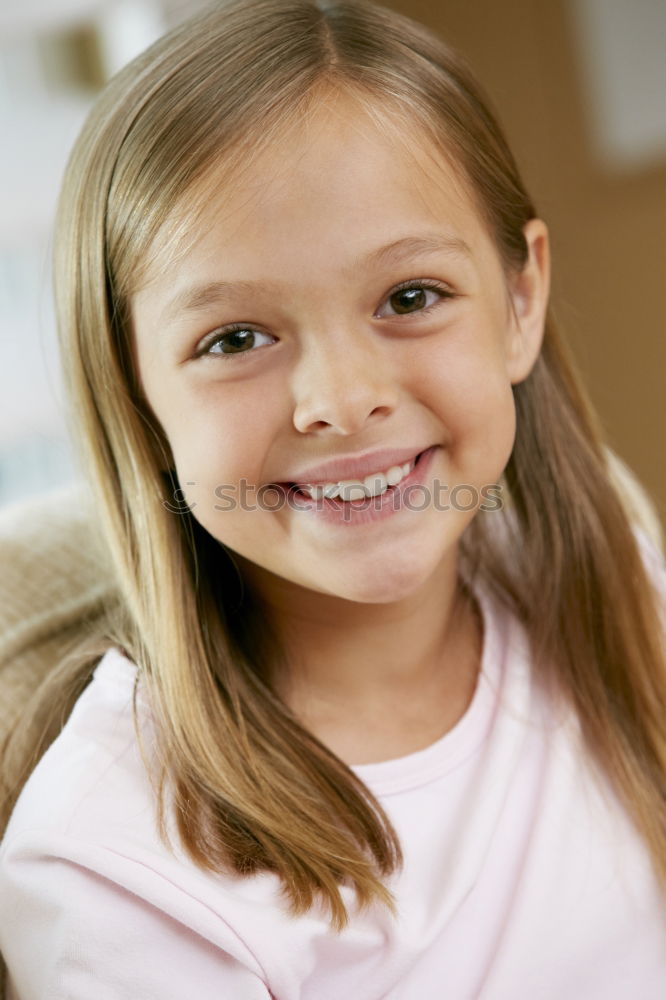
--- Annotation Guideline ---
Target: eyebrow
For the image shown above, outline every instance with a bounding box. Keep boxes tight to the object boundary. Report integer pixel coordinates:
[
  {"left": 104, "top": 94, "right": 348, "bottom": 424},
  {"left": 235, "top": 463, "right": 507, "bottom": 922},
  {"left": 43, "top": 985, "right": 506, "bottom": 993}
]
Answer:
[{"left": 160, "top": 233, "right": 472, "bottom": 323}]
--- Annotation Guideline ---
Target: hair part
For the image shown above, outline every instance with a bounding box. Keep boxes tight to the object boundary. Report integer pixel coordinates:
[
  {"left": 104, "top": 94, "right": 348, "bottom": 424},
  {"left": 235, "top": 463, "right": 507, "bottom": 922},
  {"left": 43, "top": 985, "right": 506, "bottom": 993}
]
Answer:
[{"left": 2, "top": 0, "right": 665, "bottom": 931}]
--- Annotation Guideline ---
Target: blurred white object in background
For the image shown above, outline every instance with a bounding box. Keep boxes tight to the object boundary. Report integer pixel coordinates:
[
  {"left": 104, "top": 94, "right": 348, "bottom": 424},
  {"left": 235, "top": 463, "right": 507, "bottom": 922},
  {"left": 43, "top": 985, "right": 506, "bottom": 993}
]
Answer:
[
  {"left": 0, "top": 0, "right": 166, "bottom": 506},
  {"left": 569, "top": 0, "right": 666, "bottom": 171},
  {"left": 97, "top": 0, "right": 164, "bottom": 77}
]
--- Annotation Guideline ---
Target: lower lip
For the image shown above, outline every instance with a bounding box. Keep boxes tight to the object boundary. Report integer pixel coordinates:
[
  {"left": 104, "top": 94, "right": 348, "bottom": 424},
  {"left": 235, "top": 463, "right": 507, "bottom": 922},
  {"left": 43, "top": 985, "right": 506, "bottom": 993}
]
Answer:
[{"left": 270, "top": 446, "right": 440, "bottom": 527}]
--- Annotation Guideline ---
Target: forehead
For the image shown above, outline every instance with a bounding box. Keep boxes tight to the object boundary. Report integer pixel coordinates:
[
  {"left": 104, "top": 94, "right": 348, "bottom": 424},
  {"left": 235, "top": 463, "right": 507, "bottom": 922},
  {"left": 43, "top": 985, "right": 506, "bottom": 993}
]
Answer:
[{"left": 135, "top": 92, "right": 499, "bottom": 297}]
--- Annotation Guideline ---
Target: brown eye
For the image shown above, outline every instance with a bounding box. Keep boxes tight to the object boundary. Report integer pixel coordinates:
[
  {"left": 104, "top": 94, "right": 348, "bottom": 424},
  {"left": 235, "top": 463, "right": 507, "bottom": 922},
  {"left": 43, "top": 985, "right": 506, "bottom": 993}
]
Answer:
[
  {"left": 217, "top": 329, "right": 256, "bottom": 353},
  {"left": 389, "top": 287, "right": 428, "bottom": 314},
  {"left": 199, "top": 326, "right": 275, "bottom": 358},
  {"left": 375, "top": 281, "right": 451, "bottom": 320}
]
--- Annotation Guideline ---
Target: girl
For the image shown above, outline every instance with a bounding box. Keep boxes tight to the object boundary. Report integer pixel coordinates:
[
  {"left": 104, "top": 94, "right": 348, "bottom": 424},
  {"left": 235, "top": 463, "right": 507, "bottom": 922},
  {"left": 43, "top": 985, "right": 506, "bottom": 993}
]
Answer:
[{"left": 1, "top": 0, "right": 665, "bottom": 996}]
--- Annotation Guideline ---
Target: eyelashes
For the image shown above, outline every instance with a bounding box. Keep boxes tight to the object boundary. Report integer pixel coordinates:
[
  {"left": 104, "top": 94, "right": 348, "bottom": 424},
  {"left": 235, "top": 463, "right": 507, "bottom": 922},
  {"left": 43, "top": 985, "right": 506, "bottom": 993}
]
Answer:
[
  {"left": 375, "top": 279, "right": 454, "bottom": 319},
  {"left": 194, "top": 278, "right": 456, "bottom": 360},
  {"left": 196, "top": 325, "right": 276, "bottom": 359}
]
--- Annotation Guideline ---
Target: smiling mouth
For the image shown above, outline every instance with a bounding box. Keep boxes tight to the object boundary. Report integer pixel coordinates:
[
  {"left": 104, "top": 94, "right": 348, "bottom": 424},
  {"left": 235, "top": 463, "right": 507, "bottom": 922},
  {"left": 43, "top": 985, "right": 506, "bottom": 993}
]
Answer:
[{"left": 276, "top": 449, "right": 429, "bottom": 501}]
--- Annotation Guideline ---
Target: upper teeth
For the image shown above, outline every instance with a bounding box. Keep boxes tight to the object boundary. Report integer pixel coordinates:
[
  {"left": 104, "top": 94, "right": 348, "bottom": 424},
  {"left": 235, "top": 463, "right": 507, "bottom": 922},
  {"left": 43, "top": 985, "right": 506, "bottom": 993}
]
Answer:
[{"left": 298, "top": 459, "right": 415, "bottom": 501}]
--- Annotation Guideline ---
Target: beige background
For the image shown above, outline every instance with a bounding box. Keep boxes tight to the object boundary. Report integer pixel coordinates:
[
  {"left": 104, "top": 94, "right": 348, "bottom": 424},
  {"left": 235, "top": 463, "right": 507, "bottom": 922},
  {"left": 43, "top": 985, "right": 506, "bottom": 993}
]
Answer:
[{"left": 387, "top": 0, "right": 666, "bottom": 527}]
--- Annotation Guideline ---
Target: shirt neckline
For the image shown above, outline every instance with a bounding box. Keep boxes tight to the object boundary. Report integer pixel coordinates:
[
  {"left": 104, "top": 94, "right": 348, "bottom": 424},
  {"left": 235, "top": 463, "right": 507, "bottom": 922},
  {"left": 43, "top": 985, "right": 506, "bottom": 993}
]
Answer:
[{"left": 350, "top": 581, "right": 504, "bottom": 795}]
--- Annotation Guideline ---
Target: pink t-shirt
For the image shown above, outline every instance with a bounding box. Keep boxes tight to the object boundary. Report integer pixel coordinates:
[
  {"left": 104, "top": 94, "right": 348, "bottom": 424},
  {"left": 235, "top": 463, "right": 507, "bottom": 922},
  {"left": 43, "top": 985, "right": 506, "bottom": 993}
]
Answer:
[{"left": 2, "top": 537, "right": 666, "bottom": 998}]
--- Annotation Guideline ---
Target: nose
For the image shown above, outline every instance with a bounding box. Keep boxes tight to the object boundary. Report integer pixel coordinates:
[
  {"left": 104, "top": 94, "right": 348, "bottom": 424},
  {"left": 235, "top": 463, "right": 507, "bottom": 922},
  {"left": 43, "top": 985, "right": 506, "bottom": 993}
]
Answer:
[{"left": 291, "top": 326, "right": 399, "bottom": 436}]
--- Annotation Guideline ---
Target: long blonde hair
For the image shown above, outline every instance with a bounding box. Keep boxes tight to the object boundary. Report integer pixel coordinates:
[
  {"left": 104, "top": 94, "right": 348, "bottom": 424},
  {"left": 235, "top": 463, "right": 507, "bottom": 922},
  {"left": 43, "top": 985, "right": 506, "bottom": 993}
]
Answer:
[{"left": 3, "top": 0, "right": 665, "bottom": 931}]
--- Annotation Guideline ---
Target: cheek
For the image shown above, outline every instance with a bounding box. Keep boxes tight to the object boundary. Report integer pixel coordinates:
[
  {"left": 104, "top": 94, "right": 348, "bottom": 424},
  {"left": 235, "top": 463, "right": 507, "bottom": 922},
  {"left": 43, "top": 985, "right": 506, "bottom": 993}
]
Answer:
[
  {"left": 413, "top": 327, "right": 517, "bottom": 475},
  {"left": 158, "top": 375, "right": 287, "bottom": 495},
  {"left": 416, "top": 320, "right": 514, "bottom": 417}
]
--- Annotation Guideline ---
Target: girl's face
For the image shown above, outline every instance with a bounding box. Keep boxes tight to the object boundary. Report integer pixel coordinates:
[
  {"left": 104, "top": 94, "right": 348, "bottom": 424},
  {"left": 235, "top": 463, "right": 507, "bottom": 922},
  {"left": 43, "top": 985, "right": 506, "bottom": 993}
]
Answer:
[{"left": 132, "top": 96, "right": 549, "bottom": 607}]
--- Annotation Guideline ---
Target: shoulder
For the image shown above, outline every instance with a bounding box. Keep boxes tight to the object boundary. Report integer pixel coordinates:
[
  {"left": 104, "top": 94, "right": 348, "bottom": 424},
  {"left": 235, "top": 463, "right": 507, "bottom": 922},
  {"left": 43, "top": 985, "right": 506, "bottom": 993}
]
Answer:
[
  {"left": 2, "top": 647, "right": 144, "bottom": 846},
  {"left": 0, "top": 648, "right": 271, "bottom": 996}
]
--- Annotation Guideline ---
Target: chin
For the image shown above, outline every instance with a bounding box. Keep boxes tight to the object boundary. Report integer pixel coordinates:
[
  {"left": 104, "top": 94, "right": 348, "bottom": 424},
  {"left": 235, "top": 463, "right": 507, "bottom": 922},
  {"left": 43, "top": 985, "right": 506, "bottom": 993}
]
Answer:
[{"left": 335, "top": 557, "right": 440, "bottom": 606}]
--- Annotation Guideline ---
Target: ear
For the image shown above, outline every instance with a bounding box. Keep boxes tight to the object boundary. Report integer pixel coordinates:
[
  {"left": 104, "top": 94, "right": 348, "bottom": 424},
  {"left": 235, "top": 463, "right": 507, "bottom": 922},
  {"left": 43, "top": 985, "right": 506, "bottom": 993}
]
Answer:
[{"left": 504, "top": 218, "right": 550, "bottom": 384}]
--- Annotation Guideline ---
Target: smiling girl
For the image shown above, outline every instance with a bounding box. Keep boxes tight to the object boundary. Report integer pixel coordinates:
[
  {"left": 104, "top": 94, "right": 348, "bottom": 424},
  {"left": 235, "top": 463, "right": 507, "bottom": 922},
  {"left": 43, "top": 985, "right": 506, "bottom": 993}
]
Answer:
[{"left": 1, "top": 1, "right": 665, "bottom": 997}]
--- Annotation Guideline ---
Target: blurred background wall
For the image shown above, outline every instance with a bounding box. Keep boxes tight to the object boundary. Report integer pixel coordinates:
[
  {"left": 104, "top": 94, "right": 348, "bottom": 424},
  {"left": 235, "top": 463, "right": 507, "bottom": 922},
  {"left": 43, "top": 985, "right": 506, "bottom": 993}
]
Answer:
[{"left": 1, "top": 0, "right": 664, "bottom": 525}]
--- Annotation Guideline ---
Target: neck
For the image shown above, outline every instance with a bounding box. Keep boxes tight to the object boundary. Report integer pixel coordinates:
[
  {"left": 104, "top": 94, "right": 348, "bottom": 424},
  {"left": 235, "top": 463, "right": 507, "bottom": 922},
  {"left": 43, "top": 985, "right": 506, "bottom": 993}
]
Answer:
[{"left": 236, "top": 551, "right": 483, "bottom": 763}]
